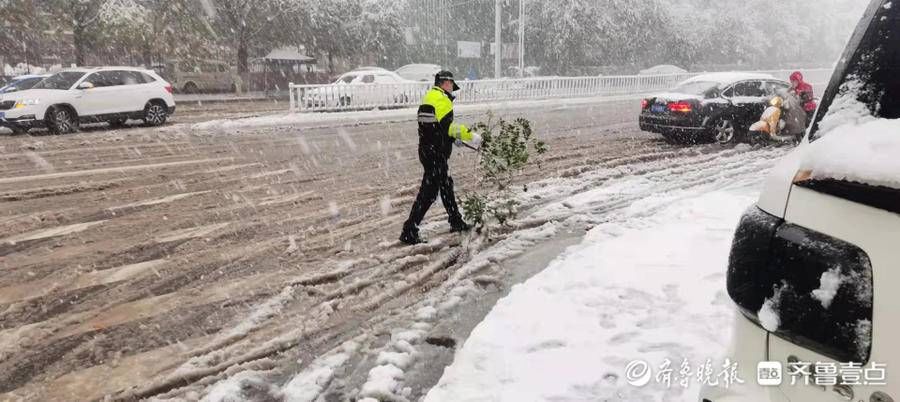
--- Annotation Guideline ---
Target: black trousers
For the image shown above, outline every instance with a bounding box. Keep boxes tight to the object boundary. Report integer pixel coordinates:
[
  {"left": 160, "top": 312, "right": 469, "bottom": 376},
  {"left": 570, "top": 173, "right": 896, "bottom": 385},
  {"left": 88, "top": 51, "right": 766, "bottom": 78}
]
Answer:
[{"left": 404, "top": 148, "right": 463, "bottom": 231}]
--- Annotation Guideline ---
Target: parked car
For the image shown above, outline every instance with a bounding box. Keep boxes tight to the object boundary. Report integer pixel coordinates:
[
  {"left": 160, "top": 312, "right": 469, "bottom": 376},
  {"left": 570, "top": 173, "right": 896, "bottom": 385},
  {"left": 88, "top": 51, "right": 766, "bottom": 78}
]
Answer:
[
  {"left": 506, "top": 65, "right": 541, "bottom": 78},
  {"left": 395, "top": 63, "right": 442, "bottom": 82},
  {"left": 0, "top": 66, "right": 175, "bottom": 134},
  {"left": 638, "top": 64, "right": 688, "bottom": 75},
  {"left": 152, "top": 59, "right": 241, "bottom": 93},
  {"left": 0, "top": 74, "right": 50, "bottom": 94},
  {"left": 639, "top": 72, "right": 790, "bottom": 144},
  {"left": 304, "top": 69, "right": 421, "bottom": 109},
  {"left": 354, "top": 66, "right": 391, "bottom": 71},
  {"left": 700, "top": 1, "right": 898, "bottom": 401}
]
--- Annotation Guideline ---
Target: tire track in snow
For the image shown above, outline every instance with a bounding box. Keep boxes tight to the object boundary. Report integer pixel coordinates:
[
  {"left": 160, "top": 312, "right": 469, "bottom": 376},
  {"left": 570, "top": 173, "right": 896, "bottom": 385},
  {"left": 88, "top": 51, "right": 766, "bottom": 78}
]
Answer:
[
  {"left": 183, "top": 145, "right": 787, "bottom": 402},
  {"left": 0, "top": 98, "right": 757, "bottom": 401}
]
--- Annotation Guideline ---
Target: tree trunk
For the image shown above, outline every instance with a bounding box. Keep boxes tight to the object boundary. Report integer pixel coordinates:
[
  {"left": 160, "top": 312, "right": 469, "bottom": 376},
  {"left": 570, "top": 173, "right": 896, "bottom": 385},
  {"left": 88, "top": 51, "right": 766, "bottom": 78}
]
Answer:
[
  {"left": 328, "top": 52, "right": 335, "bottom": 73},
  {"left": 73, "top": 25, "right": 86, "bottom": 66},
  {"left": 237, "top": 42, "right": 248, "bottom": 74},
  {"left": 142, "top": 40, "right": 153, "bottom": 67}
]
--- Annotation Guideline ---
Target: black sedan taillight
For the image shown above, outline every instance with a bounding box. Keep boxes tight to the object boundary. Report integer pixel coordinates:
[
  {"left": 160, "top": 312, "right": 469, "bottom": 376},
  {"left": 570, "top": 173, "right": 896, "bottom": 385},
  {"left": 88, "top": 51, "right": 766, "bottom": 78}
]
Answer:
[{"left": 667, "top": 101, "right": 693, "bottom": 113}]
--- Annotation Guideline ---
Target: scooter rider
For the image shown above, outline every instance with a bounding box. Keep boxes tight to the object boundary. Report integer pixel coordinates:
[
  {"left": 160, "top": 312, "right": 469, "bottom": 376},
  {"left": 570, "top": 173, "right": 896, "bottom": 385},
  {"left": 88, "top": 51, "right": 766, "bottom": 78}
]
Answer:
[
  {"left": 399, "top": 71, "right": 475, "bottom": 245},
  {"left": 790, "top": 71, "right": 817, "bottom": 124}
]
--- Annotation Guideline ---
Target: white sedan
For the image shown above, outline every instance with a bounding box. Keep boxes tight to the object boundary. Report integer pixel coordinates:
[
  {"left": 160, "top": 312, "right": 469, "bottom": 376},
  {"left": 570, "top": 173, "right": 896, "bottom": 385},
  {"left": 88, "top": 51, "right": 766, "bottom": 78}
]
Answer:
[{"left": 303, "top": 70, "right": 425, "bottom": 109}]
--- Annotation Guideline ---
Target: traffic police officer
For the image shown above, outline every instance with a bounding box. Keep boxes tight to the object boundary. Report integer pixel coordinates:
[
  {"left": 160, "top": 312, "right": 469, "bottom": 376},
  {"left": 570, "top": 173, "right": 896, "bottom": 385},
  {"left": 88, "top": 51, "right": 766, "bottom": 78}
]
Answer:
[{"left": 399, "top": 70, "right": 474, "bottom": 245}]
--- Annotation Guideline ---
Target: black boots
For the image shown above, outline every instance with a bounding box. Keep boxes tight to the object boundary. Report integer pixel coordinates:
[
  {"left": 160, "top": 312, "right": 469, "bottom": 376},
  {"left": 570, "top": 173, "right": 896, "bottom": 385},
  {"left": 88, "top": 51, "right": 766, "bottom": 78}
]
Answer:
[
  {"left": 399, "top": 224, "right": 426, "bottom": 245},
  {"left": 400, "top": 218, "right": 472, "bottom": 246},
  {"left": 449, "top": 220, "right": 472, "bottom": 233}
]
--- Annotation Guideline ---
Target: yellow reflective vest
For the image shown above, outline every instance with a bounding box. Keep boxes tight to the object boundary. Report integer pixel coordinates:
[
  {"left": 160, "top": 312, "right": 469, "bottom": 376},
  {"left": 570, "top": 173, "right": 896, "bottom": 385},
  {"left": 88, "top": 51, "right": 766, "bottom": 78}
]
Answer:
[{"left": 417, "top": 86, "right": 471, "bottom": 156}]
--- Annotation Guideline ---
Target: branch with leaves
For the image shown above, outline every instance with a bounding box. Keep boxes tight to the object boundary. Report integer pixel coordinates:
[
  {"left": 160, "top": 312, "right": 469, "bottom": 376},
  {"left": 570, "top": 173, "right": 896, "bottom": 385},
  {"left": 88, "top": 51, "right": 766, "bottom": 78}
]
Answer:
[{"left": 462, "top": 113, "right": 547, "bottom": 234}]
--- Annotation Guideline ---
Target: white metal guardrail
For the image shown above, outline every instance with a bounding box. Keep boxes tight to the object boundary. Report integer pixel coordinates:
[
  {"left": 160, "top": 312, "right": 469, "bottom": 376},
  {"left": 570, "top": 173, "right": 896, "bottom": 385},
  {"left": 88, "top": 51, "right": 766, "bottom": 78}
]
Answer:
[{"left": 288, "top": 68, "right": 832, "bottom": 113}]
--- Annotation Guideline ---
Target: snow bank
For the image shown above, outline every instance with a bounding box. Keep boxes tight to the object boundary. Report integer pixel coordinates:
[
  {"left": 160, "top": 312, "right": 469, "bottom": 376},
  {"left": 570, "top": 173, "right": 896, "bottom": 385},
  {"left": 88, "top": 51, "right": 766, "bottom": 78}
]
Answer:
[
  {"left": 359, "top": 364, "right": 406, "bottom": 400},
  {"left": 202, "top": 370, "right": 282, "bottom": 402},
  {"left": 355, "top": 325, "right": 427, "bottom": 401},
  {"left": 189, "top": 94, "right": 651, "bottom": 132},
  {"left": 281, "top": 341, "right": 359, "bottom": 402},
  {"left": 191, "top": 108, "right": 416, "bottom": 131},
  {"left": 425, "top": 189, "right": 756, "bottom": 401}
]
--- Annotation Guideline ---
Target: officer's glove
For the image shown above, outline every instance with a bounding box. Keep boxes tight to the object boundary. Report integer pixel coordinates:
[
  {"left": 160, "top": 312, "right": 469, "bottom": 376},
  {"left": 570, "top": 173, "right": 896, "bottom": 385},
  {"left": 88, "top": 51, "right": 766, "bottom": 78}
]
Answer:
[
  {"left": 454, "top": 132, "right": 482, "bottom": 150},
  {"left": 466, "top": 132, "right": 483, "bottom": 150}
]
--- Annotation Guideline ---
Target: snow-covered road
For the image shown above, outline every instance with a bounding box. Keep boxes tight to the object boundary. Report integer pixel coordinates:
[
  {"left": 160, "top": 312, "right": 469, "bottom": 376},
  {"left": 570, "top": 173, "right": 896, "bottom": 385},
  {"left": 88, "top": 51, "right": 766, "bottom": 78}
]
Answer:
[
  {"left": 424, "top": 187, "right": 757, "bottom": 402},
  {"left": 0, "top": 96, "right": 788, "bottom": 402},
  {"left": 193, "top": 144, "right": 785, "bottom": 402}
]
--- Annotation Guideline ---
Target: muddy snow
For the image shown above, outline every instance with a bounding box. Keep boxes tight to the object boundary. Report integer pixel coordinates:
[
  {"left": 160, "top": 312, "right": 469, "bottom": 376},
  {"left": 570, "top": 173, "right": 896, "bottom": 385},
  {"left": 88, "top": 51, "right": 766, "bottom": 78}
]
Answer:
[{"left": 0, "top": 98, "right": 786, "bottom": 401}]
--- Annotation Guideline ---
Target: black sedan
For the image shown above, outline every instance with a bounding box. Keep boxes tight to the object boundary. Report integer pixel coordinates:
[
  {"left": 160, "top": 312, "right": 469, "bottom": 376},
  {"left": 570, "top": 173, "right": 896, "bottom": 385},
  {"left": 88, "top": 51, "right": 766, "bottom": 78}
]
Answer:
[{"left": 639, "top": 73, "right": 790, "bottom": 144}]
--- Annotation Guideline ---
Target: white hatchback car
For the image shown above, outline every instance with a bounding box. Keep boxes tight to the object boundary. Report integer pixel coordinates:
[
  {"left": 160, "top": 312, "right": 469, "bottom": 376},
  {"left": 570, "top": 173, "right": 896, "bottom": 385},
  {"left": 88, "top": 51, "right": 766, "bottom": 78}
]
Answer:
[
  {"left": 701, "top": 1, "right": 899, "bottom": 401},
  {"left": 0, "top": 66, "right": 175, "bottom": 134}
]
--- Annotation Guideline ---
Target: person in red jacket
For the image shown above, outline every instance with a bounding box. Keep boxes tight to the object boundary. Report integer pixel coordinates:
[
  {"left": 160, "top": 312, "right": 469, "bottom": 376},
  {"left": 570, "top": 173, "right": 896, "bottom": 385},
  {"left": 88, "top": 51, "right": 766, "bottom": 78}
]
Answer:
[{"left": 789, "top": 71, "right": 817, "bottom": 124}]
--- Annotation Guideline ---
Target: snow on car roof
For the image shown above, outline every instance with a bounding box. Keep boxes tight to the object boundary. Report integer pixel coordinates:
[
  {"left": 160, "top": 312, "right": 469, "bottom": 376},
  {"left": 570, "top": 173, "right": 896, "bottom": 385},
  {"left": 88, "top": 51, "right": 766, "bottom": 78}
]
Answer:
[
  {"left": 801, "top": 86, "right": 900, "bottom": 190},
  {"left": 639, "top": 64, "right": 687, "bottom": 75},
  {"left": 11, "top": 74, "right": 50, "bottom": 79},
  {"left": 801, "top": 118, "right": 900, "bottom": 190},
  {"left": 680, "top": 72, "right": 778, "bottom": 86},
  {"left": 396, "top": 63, "right": 440, "bottom": 70},
  {"left": 60, "top": 66, "right": 154, "bottom": 73},
  {"left": 353, "top": 66, "right": 390, "bottom": 71}
]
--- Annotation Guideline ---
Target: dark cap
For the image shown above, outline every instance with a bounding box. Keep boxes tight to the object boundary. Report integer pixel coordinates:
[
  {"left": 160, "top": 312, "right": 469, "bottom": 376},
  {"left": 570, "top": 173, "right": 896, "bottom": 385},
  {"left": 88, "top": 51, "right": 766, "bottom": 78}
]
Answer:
[{"left": 435, "top": 70, "right": 460, "bottom": 91}]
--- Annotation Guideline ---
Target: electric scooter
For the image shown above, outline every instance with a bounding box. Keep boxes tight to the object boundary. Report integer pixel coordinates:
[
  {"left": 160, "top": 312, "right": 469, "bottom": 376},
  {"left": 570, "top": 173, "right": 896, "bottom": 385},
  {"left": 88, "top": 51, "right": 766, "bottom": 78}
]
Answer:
[{"left": 747, "top": 93, "right": 806, "bottom": 146}]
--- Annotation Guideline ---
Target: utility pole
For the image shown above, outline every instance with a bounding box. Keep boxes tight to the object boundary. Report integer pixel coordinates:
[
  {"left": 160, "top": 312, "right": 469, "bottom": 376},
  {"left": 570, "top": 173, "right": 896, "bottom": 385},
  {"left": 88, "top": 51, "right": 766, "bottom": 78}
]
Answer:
[
  {"left": 518, "top": 0, "right": 525, "bottom": 77},
  {"left": 23, "top": 42, "right": 29, "bottom": 74},
  {"left": 494, "top": 0, "right": 502, "bottom": 79}
]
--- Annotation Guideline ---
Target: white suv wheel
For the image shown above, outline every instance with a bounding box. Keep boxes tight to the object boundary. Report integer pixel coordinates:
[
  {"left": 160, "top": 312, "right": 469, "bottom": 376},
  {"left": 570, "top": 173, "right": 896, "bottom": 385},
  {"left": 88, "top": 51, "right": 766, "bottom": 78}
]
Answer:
[
  {"left": 144, "top": 103, "right": 167, "bottom": 126},
  {"left": 49, "top": 107, "right": 78, "bottom": 134}
]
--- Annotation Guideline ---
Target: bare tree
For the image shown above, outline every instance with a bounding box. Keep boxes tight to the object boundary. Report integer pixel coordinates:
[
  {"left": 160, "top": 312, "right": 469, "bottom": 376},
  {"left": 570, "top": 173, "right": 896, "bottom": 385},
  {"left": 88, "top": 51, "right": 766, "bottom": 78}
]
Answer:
[
  {"left": 302, "top": 0, "right": 363, "bottom": 72},
  {"left": 100, "top": 0, "right": 212, "bottom": 66},
  {"left": 44, "top": 0, "right": 107, "bottom": 66},
  {"left": 0, "top": 0, "right": 45, "bottom": 69},
  {"left": 204, "top": 0, "right": 301, "bottom": 73}
]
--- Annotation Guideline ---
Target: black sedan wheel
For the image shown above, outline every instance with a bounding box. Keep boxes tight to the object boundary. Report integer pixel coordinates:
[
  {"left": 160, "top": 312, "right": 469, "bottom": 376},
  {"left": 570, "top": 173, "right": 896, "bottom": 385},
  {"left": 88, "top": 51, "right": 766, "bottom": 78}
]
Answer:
[
  {"left": 714, "top": 119, "right": 737, "bottom": 144},
  {"left": 144, "top": 103, "right": 168, "bottom": 126}
]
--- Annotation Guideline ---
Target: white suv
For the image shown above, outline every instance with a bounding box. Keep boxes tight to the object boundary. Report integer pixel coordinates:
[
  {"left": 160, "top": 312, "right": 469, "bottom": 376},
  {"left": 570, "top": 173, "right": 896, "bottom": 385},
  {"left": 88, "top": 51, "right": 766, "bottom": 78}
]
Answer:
[
  {"left": 0, "top": 66, "right": 175, "bottom": 134},
  {"left": 701, "top": 1, "right": 899, "bottom": 401}
]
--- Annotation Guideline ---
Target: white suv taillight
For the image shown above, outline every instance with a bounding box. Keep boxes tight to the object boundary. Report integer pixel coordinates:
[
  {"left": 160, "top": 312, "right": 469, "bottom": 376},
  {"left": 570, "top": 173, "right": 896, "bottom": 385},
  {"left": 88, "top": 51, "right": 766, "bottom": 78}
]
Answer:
[{"left": 164, "top": 85, "right": 173, "bottom": 94}]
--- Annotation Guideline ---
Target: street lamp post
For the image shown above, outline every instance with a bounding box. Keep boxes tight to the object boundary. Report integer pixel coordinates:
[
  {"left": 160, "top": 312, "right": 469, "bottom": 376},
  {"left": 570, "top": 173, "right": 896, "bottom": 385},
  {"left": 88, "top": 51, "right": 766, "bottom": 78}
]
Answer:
[
  {"left": 494, "top": 0, "right": 501, "bottom": 79},
  {"left": 518, "top": 0, "right": 525, "bottom": 77}
]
